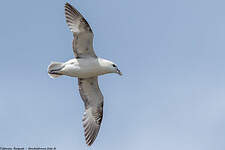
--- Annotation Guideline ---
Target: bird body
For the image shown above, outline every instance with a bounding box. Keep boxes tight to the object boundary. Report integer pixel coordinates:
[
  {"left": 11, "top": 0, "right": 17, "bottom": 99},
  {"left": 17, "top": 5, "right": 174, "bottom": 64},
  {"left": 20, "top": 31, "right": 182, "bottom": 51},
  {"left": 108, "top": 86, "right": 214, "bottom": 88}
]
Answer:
[
  {"left": 48, "top": 3, "right": 121, "bottom": 146},
  {"left": 48, "top": 58, "right": 119, "bottom": 78}
]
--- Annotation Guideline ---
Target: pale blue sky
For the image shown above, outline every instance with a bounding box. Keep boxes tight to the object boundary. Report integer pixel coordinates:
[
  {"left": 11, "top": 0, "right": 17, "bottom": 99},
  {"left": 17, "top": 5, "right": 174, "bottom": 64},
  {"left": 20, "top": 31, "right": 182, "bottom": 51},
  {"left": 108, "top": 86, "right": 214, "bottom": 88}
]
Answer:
[{"left": 0, "top": 0, "right": 225, "bottom": 149}]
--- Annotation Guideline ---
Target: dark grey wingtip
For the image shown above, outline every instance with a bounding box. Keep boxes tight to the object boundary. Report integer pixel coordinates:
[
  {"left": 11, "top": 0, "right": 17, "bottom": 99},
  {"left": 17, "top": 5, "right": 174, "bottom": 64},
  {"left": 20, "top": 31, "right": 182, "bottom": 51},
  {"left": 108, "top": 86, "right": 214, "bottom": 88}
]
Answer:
[{"left": 65, "top": 2, "right": 71, "bottom": 7}]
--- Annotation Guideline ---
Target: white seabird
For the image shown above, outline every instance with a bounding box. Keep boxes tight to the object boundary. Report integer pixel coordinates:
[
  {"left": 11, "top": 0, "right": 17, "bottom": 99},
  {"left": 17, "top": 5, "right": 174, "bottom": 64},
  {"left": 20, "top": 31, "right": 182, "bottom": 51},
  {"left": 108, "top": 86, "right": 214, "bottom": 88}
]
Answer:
[{"left": 48, "top": 3, "right": 122, "bottom": 146}]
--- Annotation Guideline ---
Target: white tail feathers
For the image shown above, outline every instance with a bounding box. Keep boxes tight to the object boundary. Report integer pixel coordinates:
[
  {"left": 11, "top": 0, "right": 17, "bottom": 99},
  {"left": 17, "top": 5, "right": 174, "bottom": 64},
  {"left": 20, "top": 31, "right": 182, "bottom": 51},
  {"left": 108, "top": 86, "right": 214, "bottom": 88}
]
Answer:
[{"left": 48, "top": 62, "right": 64, "bottom": 78}]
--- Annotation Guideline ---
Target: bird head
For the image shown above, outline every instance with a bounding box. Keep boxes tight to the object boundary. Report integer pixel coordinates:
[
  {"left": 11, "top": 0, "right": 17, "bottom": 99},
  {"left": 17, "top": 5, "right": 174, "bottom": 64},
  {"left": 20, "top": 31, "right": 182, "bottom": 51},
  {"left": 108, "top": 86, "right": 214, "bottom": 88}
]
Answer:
[
  {"left": 99, "top": 58, "right": 122, "bottom": 76},
  {"left": 110, "top": 63, "right": 122, "bottom": 76}
]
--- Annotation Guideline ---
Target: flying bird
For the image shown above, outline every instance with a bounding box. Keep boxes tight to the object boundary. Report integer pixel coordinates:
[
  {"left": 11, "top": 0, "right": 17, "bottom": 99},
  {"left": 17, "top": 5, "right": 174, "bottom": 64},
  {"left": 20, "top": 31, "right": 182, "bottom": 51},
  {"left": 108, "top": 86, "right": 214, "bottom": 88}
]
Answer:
[{"left": 48, "top": 3, "right": 122, "bottom": 146}]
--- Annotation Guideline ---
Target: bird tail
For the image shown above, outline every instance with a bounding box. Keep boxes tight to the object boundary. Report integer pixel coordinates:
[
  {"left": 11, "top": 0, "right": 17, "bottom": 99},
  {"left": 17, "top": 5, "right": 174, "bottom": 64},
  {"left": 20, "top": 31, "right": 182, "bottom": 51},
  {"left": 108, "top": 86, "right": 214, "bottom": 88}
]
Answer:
[{"left": 48, "top": 61, "right": 64, "bottom": 78}]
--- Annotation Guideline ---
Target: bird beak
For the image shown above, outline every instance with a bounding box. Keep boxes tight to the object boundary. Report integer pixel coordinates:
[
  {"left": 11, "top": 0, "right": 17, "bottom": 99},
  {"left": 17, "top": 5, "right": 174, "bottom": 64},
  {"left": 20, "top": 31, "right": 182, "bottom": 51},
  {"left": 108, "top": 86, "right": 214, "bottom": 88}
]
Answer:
[{"left": 117, "top": 69, "right": 122, "bottom": 76}]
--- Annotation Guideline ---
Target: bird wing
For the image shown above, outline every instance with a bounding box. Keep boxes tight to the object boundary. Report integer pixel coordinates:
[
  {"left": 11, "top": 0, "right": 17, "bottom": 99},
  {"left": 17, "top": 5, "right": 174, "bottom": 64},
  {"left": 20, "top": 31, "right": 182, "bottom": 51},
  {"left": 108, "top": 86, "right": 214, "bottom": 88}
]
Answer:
[
  {"left": 78, "top": 77, "right": 103, "bottom": 146},
  {"left": 65, "top": 3, "right": 97, "bottom": 58}
]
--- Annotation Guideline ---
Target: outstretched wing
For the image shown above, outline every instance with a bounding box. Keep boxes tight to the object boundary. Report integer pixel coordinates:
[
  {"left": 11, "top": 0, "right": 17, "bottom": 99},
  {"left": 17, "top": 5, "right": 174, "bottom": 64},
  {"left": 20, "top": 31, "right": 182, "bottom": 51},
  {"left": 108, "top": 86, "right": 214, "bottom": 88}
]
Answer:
[
  {"left": 65, "top": 3, "right": 97, "bottom": 58},
  {"left": 78, "top": 77, "right": 103, "bottom": 146}
]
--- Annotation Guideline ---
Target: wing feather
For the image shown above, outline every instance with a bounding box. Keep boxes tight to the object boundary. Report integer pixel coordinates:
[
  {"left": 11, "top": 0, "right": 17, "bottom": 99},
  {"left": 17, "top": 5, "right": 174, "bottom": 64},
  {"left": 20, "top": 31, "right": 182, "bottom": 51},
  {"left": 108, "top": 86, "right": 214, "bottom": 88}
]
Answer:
[
  {"left": 78, "top": 77, "right": 103, "bottom": 146},
  {"left": 65, "top": 3, "right": 97, "bottom": 58}
]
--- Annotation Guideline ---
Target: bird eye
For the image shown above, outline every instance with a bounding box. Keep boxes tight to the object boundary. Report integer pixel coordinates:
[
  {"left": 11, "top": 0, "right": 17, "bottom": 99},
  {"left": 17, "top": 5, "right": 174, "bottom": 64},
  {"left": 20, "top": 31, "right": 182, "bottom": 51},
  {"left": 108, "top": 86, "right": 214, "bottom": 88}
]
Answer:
[{"left": 112, "top": 64, "right": 116, "bottom": 67}]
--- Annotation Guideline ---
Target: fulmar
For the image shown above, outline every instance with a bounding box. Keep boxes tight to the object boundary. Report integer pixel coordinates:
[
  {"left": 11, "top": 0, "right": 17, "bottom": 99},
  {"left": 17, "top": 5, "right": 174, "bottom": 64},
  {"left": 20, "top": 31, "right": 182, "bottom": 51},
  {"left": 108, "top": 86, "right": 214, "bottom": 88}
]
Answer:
[{"left": 48, "top": 3, "right": 122, "bottom": 146}]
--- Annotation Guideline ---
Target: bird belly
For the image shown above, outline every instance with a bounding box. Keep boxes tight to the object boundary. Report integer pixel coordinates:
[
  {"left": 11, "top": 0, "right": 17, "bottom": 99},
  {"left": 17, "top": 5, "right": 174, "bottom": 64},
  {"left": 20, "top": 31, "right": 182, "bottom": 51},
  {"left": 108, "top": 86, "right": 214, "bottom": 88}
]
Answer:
[
  {"left": 62, "top": 64, "right": 81, "bottom": 77},
  {"left": 61, "top": 59, "right": 104, "bottom": 78}
]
